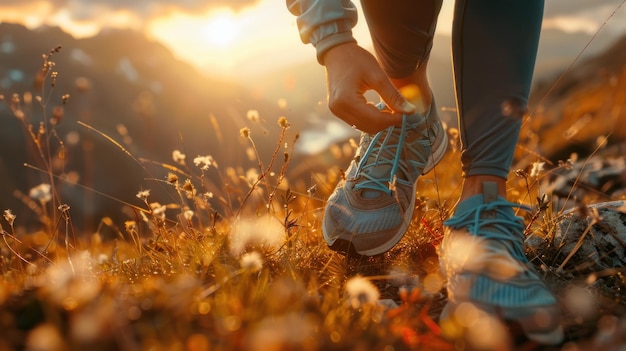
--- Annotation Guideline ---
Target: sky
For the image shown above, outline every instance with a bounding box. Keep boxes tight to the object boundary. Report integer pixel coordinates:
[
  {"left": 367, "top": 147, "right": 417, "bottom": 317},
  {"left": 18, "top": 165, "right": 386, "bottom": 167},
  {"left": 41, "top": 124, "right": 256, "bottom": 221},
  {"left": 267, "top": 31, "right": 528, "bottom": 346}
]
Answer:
[{"left": 0, "top": 0, "right": 625, "bottom": 80}]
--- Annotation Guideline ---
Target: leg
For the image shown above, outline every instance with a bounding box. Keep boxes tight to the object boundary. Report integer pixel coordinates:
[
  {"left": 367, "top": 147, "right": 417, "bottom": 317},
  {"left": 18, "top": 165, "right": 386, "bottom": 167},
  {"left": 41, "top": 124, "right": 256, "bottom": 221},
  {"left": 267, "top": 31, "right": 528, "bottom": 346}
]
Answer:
[
  {"left": 321, "top": 0, "right": 448, "bottom": 256},
  {"left": 360, "top": 0, "right": 443, "bottom": 108},
  {"left": 440, "top": 1, "right": 563, "bottom": 346},
  {"left": 452, "top": 0, "right": 543, "bottom": 200}
]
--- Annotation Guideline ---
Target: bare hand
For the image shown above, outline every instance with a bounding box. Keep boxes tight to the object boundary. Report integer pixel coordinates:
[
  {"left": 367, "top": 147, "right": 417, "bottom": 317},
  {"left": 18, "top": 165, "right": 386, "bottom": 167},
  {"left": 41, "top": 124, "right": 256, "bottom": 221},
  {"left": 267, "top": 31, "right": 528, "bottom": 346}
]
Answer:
[{"left": 323, "top": 43, "right": 416, "bottom": 134}]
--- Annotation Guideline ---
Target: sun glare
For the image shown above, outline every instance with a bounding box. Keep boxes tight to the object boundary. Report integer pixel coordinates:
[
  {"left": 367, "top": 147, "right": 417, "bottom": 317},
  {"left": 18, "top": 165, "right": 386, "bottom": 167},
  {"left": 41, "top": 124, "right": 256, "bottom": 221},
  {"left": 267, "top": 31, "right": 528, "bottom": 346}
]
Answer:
[
  {"left": 144, "top": 1, "right": 312, "bottom": 77},
  {"left": 201, "top": 11, "right": 240, "bottom": 47}
]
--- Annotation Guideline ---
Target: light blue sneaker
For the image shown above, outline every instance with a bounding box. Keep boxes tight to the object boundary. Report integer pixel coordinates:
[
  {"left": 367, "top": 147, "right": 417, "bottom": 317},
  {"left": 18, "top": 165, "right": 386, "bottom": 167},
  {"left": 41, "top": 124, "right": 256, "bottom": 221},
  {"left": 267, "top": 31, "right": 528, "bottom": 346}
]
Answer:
[
  {"left": 322, "top": 100, "right": 447, "bottom": 256},
  {"left": 439, "top": 181, "right": 563, "bottom": 345}
]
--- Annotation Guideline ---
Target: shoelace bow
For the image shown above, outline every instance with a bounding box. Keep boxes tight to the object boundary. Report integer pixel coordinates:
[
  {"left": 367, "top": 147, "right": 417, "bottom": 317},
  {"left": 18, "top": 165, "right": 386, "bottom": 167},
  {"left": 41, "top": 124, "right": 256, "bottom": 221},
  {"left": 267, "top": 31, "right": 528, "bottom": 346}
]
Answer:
[{"left": 354, "top": 114, "right": 432, "bottom": 195}]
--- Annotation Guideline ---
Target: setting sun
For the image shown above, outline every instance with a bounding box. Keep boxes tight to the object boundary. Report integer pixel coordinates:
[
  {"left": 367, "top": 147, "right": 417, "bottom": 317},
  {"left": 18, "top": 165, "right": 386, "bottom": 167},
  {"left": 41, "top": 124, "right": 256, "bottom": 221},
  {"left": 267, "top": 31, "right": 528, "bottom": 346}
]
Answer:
[
  {"left": 201, "top": 11, "right": 241, "bottom": 48},
  {"left": 144, "top": 2, "right": 313, "bottom": 79}
]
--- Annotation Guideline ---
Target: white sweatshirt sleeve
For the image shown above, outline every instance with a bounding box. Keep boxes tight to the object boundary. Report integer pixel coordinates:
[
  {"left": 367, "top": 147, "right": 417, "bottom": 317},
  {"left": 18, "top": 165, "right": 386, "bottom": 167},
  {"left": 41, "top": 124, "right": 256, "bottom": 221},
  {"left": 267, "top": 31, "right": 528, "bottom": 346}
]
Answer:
[{"left": 286, "top": 0, "right": 358, "bottom": 64}]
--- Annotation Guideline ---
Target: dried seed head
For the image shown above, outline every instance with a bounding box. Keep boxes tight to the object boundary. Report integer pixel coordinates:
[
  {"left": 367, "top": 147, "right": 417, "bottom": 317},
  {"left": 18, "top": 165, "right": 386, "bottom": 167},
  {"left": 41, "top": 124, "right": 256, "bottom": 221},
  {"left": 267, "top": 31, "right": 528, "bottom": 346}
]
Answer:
[
  {"left": 240, "top": 127, "right": 251, "bottom": 138},
  {"left": 3, "top": 209, "right": 16, "bottom": 225},
  {"left": 167, "top": 173, "right": 178, "bottom": 184},
  {"left": 51, "top": 71, "right": 58, "bottom": 87},
  {"left": 50, "top": 45, "right": 62, "bottom": 55},
  {"left": 515, "top": 168, "right": 529, "bottom": 179},
  {"left": 278, "top": 116, "right": 289, "bottom": 128},
  {"left": 136, "top": 189, "right": 150, "bottom": 201},
  {"left": 183, "top": 179, "right": 194, "bottom": 193},
  {"left": 125, "top": 220, "right": 137, "bottom": 232}
]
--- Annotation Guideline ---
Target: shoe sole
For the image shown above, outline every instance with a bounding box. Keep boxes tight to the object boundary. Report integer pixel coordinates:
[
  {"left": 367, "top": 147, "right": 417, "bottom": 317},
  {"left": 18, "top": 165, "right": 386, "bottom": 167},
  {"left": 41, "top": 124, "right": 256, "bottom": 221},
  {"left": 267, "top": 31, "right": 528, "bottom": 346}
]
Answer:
[{"left": 349, "top": 128, "right": 449, "bottom": 256}]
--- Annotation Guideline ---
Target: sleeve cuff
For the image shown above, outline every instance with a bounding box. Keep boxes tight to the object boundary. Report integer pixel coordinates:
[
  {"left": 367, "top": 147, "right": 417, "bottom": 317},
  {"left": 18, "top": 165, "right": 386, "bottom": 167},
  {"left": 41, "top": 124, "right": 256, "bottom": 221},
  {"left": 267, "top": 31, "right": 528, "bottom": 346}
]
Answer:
[{"left": 309, "top": 21, "right": 357, "bottom": 64}]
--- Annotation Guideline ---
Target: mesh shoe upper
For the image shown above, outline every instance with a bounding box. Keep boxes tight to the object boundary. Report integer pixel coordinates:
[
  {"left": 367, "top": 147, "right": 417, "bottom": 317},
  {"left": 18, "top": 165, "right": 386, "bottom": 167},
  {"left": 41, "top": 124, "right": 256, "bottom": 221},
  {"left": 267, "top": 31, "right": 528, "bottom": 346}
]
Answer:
[
  {"left": 439, "top": 181, "right": 563, "bottom": 345},
  {"left": 322, "top": 101, "right": 447, "bottom": 256}
]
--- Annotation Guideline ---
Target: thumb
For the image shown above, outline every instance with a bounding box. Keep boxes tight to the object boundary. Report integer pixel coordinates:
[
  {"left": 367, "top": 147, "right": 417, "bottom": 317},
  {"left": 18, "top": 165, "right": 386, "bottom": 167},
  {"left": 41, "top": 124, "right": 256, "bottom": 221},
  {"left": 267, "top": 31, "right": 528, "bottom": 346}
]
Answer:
[{"left": 377, "top": 80, "right": 416, "bottom": 114}]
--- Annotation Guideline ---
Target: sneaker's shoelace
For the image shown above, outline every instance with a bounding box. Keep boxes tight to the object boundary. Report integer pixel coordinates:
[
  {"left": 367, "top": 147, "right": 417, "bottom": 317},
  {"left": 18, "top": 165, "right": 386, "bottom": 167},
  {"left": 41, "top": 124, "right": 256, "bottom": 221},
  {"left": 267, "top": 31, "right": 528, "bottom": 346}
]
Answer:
[
  {"left": 354, "top": 113, "right": 432, "bottom": 195},
  {"left": 444, "top": 199, "right": 530, "bottom": 261}
]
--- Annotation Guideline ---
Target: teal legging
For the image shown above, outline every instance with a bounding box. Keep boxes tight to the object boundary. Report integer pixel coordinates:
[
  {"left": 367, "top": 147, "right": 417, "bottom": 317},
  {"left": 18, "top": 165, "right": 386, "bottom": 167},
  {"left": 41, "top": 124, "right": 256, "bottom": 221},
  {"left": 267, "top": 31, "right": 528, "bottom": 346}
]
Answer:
[{"left": 361, "top": 0, "right": 544, "bottom": 178}]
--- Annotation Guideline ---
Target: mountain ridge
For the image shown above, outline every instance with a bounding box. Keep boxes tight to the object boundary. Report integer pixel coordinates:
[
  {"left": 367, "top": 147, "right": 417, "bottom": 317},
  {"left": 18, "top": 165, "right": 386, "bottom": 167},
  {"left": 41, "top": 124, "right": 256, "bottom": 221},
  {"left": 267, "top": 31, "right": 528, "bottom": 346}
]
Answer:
[{"left": 0, "top": 22, "right": 299, "bottom": 230}]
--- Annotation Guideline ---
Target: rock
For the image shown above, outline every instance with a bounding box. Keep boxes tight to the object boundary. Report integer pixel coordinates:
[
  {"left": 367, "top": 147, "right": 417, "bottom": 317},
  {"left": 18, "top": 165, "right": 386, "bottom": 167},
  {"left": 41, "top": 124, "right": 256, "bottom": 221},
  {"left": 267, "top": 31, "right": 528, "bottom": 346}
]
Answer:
[
  {"left": 544, "top": 152, "right": 626, "bottom": 212},
  {"left": 552, "top": 201, "right": 626, "bottom": 272}
]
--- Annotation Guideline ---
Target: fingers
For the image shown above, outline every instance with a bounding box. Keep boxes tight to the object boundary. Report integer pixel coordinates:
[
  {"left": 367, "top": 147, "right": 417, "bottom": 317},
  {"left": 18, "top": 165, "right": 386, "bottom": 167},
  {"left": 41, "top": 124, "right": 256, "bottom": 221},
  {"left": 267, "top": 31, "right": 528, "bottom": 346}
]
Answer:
[
  {"left": 323, "top": 43, "right": 409, "bottom": 133},
  {"left": 376, "top": 80, "right": 416, "bottom": 115},
  {"left": 329, "top": 95, "right": 402, "bottom": 133}
]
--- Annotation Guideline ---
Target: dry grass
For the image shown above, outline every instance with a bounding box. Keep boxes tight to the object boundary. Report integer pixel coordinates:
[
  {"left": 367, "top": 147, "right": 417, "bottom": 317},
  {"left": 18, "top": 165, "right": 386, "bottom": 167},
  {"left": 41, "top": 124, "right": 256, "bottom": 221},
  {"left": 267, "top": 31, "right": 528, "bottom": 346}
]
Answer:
[{"left": 1, "top": 47, "right": 625, "bottom": 351}]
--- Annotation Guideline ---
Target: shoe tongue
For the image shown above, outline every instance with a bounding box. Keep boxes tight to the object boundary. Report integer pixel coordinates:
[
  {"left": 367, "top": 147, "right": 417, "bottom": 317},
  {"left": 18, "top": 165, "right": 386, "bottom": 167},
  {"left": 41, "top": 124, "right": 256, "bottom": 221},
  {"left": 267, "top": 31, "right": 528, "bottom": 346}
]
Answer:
[{"left": 361, "top": 167, "right": 393, "bottom": 199}]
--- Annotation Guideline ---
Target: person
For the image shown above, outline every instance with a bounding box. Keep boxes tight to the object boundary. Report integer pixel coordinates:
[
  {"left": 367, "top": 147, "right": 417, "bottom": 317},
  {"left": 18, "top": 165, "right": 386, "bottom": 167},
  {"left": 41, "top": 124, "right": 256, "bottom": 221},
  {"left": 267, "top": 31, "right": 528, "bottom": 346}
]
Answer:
[{"left": 287, "top": 0, "right": 563, "bottom": 346}]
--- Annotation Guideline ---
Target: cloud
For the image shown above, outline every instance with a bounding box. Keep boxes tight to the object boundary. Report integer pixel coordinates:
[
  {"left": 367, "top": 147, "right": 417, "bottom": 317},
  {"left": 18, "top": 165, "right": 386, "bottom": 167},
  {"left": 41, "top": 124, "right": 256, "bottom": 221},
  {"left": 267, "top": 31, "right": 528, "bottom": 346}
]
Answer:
[
  {"left": 544, "top": 0, "right": 621, "bottom": 17},
  {"left": 0, "top": 0, "right": 260, "bottom": 22},
  {"left": 543, "top": 0, "right": 626, "bottom": 34}
]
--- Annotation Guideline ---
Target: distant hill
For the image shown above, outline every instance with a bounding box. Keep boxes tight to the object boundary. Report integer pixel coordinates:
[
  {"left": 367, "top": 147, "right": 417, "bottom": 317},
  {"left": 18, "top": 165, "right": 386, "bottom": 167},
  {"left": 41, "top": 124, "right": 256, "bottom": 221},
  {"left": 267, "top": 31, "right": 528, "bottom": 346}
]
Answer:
[
  {"left": 521, "top": 32, "right": 626, "bottom": 165},
  {"left": 0, "top": 22, "right": 303, "bottom": 230}
]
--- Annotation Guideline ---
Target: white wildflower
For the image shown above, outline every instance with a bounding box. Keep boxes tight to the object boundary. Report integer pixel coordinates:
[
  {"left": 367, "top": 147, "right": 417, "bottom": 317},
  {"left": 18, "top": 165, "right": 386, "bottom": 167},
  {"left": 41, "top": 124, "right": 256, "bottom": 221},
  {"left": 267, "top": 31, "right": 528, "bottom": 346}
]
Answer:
[
  {"left": 136, "top": 189, "right": 150, "bottom": 201},
  {"left": 246, "top": 168, "right": 260, "bottom": 185},
  {"left": 149, "top": 202, "right": 167, "bottom": 220},
  {"left": 194, "top": 155, "right": 215, "bottom": 170},
  {"left": 245, "top": 313, "right": 316, "bottom": 351},
  {"left": 230, "top": 214, "right": 286, "bottom": 255},
  {"left": 245, "top": 147, "right": 256, "bottom": 161},
  {"left": 530, "top": 161, "right": 545, "bottom": 178},
  {"left": 564, "top": 286, "right": 596, "bottom": 318},
  {"left": 246, "top": 109, "right": 260, "bottom": 122},
  {"left": 25, "top": 324, "right": 65, "bottom": 351},
  {"left": 97, "top": 254, "right": 109, "bottom": 265},
  {"left": 29, "top": 183, "right": 52, "bottom": 203},
  {"left": 43, "top": 251, "right": 101, "bottom": 312},
  {"left": 183, "top": 209, "right": 194, "bottom": 221},
  {"left": 172, "top": 150, "right": 186, "bottom": 165},
  {"left": 3, "top": 209, "right": 16, "bottom": 225},
  {"left": 277, "top": 98, "right": 288, "bottom": 109},
  {"left": 344, "top": 276, "right": 380, "bottom": 308},
  {"left": 240, "top": 251, "right": 263, "bottom": 272}
]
